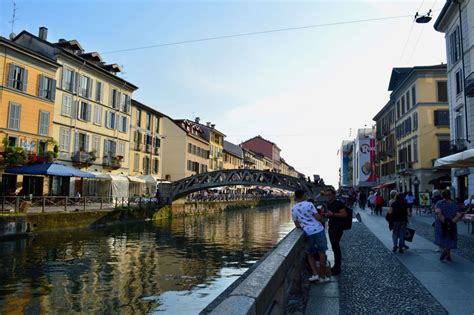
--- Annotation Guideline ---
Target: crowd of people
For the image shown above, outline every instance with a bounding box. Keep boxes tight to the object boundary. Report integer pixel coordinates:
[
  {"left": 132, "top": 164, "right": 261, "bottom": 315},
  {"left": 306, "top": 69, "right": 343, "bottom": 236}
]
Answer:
[
  {"left": 291, "top": 186, "right": 470, "bottom": 284},
  {"left": 186, "top": 189, "right": 289, "bottom": 202}
]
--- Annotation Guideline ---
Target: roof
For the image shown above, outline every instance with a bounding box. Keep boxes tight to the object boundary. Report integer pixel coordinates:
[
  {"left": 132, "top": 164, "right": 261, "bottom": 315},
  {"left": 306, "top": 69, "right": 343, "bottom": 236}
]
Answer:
[
  {"left": 241, "top": 135, "right": 281, "bottom": 151},
  {"left": 434, "top": 1, "right": 455, "bottom": 32},
  {"left": 388, "top": 64, "right": 447, "bottom": 93},
  {"left": 193, "top": 122, "right": 226, "bottom": 141},
  {"left": 224, "top": 140, "right": 243, "bottom": 158},
  {"left": 372, "top": 100, "right": 394, "bottom": 121},
  {"left": 0, "top": 37, "right": 61, "bottom": 68},
  {"left": 13, "top": 30, "right": 138, "bottom": 90},
  {"left": 174, "top": 119, "right": 209, "bottom": 143},
  {"left": 131, "top": 99, "right": 166, "bottom": 118}
]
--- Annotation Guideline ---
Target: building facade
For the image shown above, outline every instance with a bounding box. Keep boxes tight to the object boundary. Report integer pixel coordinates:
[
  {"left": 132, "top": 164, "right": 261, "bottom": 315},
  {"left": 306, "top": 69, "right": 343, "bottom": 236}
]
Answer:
[
  {"left": 240, "top": 136, "right": 281, "bottom": 172},
  {"left": 223, "top": 140, "right": 243, "bottom": 170},
  {"left": 0, "top": 37, "right": 60, "bottom": 195},
  {"left": 388, "top": 65, "right": 451, "bottom": 194},
  {"left": 13, "top": 29, "right": 138, "bottom": 178},
  {"left": 176, "top": 119, "right": 210, "bottom": 177},
  {"left": 435, "top": 0, "right": 474, "bottom": 200},
  {"left": 130, "top": 100, "right": 163, "bottom": 176},
  {"left": 196, "top": 121, "right": 225, "bottom": 171}
]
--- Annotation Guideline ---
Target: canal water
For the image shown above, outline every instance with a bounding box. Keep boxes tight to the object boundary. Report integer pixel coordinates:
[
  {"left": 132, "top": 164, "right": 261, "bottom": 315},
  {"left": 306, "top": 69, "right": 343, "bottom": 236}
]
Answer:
[{"left": 0, "top": 203, "right": 293, "bottom": 314}]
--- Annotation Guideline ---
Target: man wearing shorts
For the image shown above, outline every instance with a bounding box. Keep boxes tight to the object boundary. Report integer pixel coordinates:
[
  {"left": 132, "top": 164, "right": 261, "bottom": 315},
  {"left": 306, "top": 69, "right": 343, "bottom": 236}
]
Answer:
[{"left": 292, "top": 189, "right": 330, "bottom": 283}]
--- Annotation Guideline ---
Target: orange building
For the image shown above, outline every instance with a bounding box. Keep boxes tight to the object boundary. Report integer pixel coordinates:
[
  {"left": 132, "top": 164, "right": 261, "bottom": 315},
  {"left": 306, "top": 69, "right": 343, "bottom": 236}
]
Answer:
[{"left": 0, "top": 36, "right": 60, "bottom": 194}]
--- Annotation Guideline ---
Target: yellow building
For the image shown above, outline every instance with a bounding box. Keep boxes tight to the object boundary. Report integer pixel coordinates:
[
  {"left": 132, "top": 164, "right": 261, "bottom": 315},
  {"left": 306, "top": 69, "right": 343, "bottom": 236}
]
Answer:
[
  {"left": 197, "top": 122, "right": 224, "bottom": 171},
  {"left": 13, "top": 28, "right": 138, "bottom": 180},
  {"left": 280, "top": 159, "right": 290, "bottom": 176},
  {"left": 0, "top": 36, "right": 60, "bottom": 195},
  {"left": 130, "top": 100, "right": 163, "bottom": 177},
  {"left": 223, "top": 140, "right": 243, "bottom": 170},
  {"left": 387, "top": 65, "right": 450, "bottom": 193},
  {"left": 176, "top": 119, "right": 210, "bottom": 177}
]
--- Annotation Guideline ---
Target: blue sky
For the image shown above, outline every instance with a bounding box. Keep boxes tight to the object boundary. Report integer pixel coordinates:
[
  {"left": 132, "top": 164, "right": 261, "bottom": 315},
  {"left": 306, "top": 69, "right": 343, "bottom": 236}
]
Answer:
[{"left": 0, "top": 0, "right": 446, "bottom": 186}]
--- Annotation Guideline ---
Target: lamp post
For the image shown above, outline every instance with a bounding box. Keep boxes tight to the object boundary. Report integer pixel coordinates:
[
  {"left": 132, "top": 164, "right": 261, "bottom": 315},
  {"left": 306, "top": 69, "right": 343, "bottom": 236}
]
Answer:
[{"left": 413, "top": 177, "right": 420, "bottom": 201}]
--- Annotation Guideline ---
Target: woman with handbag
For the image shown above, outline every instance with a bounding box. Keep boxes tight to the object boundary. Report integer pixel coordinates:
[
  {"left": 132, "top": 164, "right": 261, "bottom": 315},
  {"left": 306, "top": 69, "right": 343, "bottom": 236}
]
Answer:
[
  {"left": 388, "top": 192, "right": 409, "bottom": 254},
  {"left": 434, "top": 190, "right": 465, "bottom": 261}
]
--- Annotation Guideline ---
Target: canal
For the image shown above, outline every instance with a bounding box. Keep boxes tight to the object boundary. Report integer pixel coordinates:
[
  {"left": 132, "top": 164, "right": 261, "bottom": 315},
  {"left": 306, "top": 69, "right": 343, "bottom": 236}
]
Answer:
[{"left": 0, "top": 203, "right": 293, "bottom": 314}]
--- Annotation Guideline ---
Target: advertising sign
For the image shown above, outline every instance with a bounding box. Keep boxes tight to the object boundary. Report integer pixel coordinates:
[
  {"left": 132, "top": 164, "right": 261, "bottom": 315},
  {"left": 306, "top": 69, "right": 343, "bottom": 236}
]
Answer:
[
  {"left": 357, "top": 138, "right": 377, "bottom": 184},
  {"left": 419, "top": 193, "right": 431, "bottom": 207}
]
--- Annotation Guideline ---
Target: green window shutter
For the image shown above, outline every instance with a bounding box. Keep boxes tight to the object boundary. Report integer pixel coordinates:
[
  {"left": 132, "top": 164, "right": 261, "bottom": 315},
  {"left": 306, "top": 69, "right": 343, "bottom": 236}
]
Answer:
[
  {"left": 22, "top": 68, "right": 28, "bottom": 92},
  {"left": 7, "top": 64, "right": 15, "bottom": 88},
  {"left": 38, "top": 75, "right": 44, "bottom": 97},
  {"left": 51, "top": 79, "right": 56, "bottom": 101}
]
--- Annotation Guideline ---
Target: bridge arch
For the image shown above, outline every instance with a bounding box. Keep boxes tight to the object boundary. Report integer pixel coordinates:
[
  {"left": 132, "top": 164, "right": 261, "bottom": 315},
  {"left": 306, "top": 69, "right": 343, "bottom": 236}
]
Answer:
[{"left": 160, "top": 169, "right": 321, "bottom": 203}]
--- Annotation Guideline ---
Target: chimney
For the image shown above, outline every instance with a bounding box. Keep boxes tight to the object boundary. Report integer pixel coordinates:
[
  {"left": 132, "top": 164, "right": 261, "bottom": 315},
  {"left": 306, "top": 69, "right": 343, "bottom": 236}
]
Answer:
[
  {"left": 39, "top": 27, "right": 48, "bottom": 40},
  {"left": 211, "top": 124, "right": 215, "bottom": 129},
  {"left": 206, "top": 122, "right": 211, "bottom": 127},
  {"left": 195, "top": 117, "right": 200, "bottom": 124}
]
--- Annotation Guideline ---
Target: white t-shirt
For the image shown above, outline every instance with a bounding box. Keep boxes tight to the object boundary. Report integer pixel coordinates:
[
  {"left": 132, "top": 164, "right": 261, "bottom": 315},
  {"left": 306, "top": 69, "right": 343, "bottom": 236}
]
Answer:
[{"left": 291, "top": 201, "right": 324, "bottom": 236}]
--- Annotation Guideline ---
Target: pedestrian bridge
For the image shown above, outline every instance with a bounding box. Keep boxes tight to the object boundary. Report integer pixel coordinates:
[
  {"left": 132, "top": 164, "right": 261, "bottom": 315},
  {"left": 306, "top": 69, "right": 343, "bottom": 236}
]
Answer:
[{"left": 160, "top": 169, "right": 322, "bottom": 204}]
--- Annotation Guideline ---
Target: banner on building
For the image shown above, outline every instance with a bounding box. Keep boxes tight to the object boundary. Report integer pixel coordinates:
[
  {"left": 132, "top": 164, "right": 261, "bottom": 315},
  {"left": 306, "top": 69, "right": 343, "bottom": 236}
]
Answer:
[{"left": 357, "top": 138, "right": 376, "bottom": 184}]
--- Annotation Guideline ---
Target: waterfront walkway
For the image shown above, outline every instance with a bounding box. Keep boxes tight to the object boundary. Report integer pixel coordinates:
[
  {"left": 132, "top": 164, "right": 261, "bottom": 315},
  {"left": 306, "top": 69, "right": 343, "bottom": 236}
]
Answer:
[{"left": 302, "top": 206, "right": 474, "bottom": 315}]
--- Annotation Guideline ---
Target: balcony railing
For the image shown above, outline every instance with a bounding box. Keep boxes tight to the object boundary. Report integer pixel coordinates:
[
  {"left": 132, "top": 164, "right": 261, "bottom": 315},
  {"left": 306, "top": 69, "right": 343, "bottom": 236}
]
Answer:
[
  {"left": 396, "top": 162, "right": 412, "bottom": 173},
  {"left": 465, "top": 72, "right": 474, "bottom": 97},
  {"left": 72, "top": 151, "right": 93, "bottom": 166},
  {"left": 450, "top": 139, "right": 467, "bottom": 154},
  {"left": 103, "top": 156, "right": 122, "bottom": 169}
]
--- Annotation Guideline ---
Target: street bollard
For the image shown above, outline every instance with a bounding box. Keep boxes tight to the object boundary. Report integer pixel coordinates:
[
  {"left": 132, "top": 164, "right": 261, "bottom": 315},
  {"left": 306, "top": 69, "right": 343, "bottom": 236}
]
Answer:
[
  {"left": 42, "top": 197, "right": 46, "bottom": 213},
  {"left": 83, "top": 197, "right": 86, "bottom": 212},
  {"left": 65, "top": 196, "right": 68, "bottom": 212}
]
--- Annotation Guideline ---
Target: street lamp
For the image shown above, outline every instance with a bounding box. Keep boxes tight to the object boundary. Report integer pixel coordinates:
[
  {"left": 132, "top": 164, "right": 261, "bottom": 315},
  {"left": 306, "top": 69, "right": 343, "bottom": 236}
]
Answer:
[{"left": 415, "top": 10, "right": 432, "bottom": 24}]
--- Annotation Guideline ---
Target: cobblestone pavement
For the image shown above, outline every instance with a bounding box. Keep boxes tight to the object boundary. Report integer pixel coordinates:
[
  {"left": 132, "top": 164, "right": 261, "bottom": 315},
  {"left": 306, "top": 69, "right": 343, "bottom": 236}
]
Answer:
[
  {"left": 338, "top": 223, "right": 447, "bottom": 314},
  {"left": 406, "top": 216, "right": 474, "bottom": 263}
]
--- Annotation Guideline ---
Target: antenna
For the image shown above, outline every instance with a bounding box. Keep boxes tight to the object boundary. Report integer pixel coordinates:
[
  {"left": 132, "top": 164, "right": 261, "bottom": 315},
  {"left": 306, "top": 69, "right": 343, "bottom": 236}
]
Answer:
[
  {"left": 119, "top": 64, "right": 126, "bottom": 78},
  {"left": 9, "top": 1, "right": 18, "bottom": 35}
]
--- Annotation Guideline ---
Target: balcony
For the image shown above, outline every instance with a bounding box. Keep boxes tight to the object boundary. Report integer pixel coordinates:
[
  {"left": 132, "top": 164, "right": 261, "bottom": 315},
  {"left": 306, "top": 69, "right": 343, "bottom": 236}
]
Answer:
[
  {"left": 133, "top": 143, "right": 142, "bottom": 151},
  {"left": 72, "top": 151, "right": 95, "bottom": 166},
  {"left": 153, "top": 147, "right": 160, "bottom": 155},
  {"left": 103, "top": 155, "right": 122, "bottom": 170},
  {"left": 396, "top": 162, "right": 412, "bottom": 174},
  {"left": 465, "top": 72, "right": 474, "bottom": 97},
  {"left": 450, "top": 139, "right": 468, "bottom": 154},
  {"left": 145, "top": 144, "right": 152, "bottom": 154}
]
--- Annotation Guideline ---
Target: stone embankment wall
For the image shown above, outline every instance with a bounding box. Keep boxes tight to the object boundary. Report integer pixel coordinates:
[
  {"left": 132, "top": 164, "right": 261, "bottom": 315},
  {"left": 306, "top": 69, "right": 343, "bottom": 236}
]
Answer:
[
  {"left": 0, "top": 199, "right": 290, "bottom": 239},
  {"left": 201, "top": 228, "right": 305, "bottom": 315}
]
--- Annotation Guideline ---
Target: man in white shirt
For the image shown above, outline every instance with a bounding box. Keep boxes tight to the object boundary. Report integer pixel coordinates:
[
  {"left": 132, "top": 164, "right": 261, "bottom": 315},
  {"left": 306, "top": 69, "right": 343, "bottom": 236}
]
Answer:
[{"left": 292, "top": 189, "right": 329, "bottom": 283}]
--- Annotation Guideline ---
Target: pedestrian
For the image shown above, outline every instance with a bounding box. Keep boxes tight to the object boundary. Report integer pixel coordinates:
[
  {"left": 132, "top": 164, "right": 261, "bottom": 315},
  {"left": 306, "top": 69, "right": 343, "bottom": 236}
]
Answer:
[
  {"left": 359, "top": 190, "right": 367, "bottom": 209},
  {"left": 387, "top": 193, "right": 409, "bottom": 253},
  {"left": 375, "top": 192, "right": 383, "bottom": 215},
  {"left": 434, "top": 189, "right": 465, "bottom": 261},
  {"left": 291, "top": 189, "right": 330, "bottom": 283},
  {"left": 324, "top": 188, "right": 348, "bottom": 276},
  {"left": 368, "top": 191, "right": 376, "bottom": 214},
  {"left": 405, "top": 191, "right": 415, "bottom": 216}
]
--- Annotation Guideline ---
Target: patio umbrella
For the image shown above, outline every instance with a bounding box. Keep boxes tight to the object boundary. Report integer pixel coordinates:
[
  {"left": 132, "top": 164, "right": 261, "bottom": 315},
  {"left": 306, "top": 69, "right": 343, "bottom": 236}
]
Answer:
[{"left": 5, "top": 163, "right": 95, "bottom": 178}]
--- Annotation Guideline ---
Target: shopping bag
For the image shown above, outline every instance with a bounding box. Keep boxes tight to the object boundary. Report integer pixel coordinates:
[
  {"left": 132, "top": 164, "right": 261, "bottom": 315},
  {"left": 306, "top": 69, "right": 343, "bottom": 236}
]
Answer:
[{"left": 404, "top": 228, "right": 415, "bottom": 242}]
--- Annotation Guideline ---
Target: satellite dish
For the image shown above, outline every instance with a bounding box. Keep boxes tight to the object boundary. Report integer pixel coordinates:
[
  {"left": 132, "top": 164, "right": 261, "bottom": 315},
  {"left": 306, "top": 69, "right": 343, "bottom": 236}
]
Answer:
[{"left": 9, "top": 33, "right": 16, "bottom": 40}]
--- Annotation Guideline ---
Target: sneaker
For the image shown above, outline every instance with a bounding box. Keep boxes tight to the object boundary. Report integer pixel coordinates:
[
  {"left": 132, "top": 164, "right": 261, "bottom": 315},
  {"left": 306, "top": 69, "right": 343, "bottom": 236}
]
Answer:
[
  {"left": 392, "top": 246, "right": 398, "bottom": 252},
  {"left": 308, "top": 274, "right": 320, "bottom": 282},
  {"left": 320, "top": 276, "right": 331, "bottom": 282},
  {"left": 402, "top": 245, "right": 409, "bottom": 250}
]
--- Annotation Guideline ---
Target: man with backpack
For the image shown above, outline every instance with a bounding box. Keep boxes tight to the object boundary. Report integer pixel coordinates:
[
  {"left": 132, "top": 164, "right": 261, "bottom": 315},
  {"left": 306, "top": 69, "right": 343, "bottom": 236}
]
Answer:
[{"left": 324, "top": 188, "right": 349, "bottom": 276}]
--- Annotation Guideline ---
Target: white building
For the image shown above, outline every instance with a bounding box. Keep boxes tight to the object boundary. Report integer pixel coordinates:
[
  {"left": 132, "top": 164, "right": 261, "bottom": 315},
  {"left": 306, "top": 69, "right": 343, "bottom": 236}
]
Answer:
[
  {"left": 352, "top": 128, "right": 377, "bottom": 189},
  {"left": 434, "top": 0, "right": 474, "bottom": 200}
]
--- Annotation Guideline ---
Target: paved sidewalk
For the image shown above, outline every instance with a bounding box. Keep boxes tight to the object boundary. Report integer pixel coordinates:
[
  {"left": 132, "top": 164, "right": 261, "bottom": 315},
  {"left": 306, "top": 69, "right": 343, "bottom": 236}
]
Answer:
[{"left": 357, "top": 207, "right": 474, "bottom": 315}]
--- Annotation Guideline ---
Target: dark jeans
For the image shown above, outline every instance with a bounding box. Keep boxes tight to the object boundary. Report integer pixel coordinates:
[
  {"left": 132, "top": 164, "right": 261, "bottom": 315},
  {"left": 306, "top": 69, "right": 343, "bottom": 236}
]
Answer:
[
  {"left": 329, "top": 226, "right": 344, "bottom": 270},
  {"left": 392, "top": 222, "right": 407, "bottom": 248}
]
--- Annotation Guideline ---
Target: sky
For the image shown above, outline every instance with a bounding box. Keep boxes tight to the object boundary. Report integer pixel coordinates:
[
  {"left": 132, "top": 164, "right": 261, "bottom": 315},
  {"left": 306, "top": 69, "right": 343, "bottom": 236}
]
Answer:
[{"left": 0, "top": 0, "right": 447, "bottom": 186}]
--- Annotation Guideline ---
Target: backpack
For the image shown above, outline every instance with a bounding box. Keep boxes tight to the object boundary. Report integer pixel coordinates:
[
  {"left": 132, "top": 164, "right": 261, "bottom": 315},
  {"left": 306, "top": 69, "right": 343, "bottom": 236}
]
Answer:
[{"left": 342, "top": 206, "right": 353, "bottom": 230}]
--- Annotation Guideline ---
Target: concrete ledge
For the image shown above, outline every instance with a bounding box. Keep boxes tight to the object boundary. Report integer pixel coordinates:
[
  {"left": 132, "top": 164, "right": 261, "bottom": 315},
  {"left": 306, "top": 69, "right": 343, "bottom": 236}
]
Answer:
[{"left": 207, "top": 228, "right": 305, "bottom": 315}]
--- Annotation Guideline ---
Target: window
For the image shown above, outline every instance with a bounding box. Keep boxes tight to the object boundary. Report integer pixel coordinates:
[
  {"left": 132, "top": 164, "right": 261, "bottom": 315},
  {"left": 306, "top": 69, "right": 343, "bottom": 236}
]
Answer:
[
  {"left": 188, "top": 143, "right": 192, "bottom": 153},
  {"left": 437, "top": 81, "right": 448, "bottom": 102},
  {"left": 153, "top": 158, "right": 159, "bottom": 174},
  {"left": 449, "top": 25, "right": 461, "bottom": 64},
  {"left": 78, "top": 102, "right": 92, "bottom": 121},
  {"left": 61, "top": 95, "right": 73, "bottom": 117},
  {"left": 120, "top": 94, "right": 131, "bottom": 113},
  {"left": 106, "top": 112, "right": 116, "bottom": 129},
  {"left": 413, "top": 112, "right": 418, "bottom": 131},
  {"left": 93, "top": 105, "right": 102, "bottom": 125},
  {"left": 7, "top": 64, "right": 28, "bottom": 92},
  {"left": 434, "top": 110, "right": 449, "bottom": 126},
  {"left": 104, "top": 139, "right": 116, "bottom": 157},
  {"left": 406, "top": 91, "right": 410, "bottom": 110},
  {"left": 401, "top": 97, "right": 405, "bottom": 115},
  {"left": 38, "top": 111, "right": 50, "bottom": 136},
  {"left": 75, "top": 132, "right": 89, "bottom": 152},
  {"left": 118, "top": 116, "right": 128, "bottom": 133},
  {"left": 136, "top": 109, "right": 141, "bottom": 127},
  {"left": 411, "top": 85, "right": 416, "bottom": 106},
  {"left": 8, "top": 102, "right": 21, "bottom": 130},
  {"left": 78, "top": 75, "right": 92, "bottom": 98},
  {"left": 155, "top": 117, "right": 160, "bottom": 133},
  {"left": 59, "top": 127, "right": 70, "bottom": 152},
  {"left": 38, "top": 75, "right": 56, "bottom": 101},
  {"left": 117, "top": 141, "right": 126, "bottom": 159},
  {"left": 146, "top": 112, "right": 151, "bottom": 130},
  {"left": 455, "top": 114, "right": 464, "bottom": 140},
  {"left": 111, "top": 89, "right": 120, "bottom": 109},
  {"left": 62, "top": 68, "right": 75, "bottom": 92},
  {"left": 455, "top": 70, "right": 463, "bottom": 95},
  {"left": 134, "top": 153, "right": 140, "bottom": 172},
  {"left": 413, "top": 139, "right": 418, "bottom": 162},
  {"left": 439, "top": 140, "right": 451, "bottom": 158},
  {"left": 96, "top": 81, "right": 103, "bottom": 103},
  {"left": 143, "top": 157, "right": 151, "bottom": 174},
  {"left": 397, "top": 101, "right": 401, "bottom": 118},
  {"left": 154, "top": 137, "right": 161, "bottom": 148},
  {"left": 92, "top": 135, "right": 100, "bottom": 155}
]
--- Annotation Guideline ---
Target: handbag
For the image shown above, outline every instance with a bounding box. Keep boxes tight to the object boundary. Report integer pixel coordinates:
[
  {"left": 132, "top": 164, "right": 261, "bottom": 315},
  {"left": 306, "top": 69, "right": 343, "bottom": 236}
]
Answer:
[{"left": 404, "top": 228, "right": 415, "bottom": 242}]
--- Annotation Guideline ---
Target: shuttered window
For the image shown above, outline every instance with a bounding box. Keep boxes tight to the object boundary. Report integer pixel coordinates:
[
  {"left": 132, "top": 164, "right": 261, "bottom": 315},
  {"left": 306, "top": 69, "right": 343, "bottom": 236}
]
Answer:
[
  {"left": 38, "top": 75, "right": 56, "bottom": 101},
  {"left": 105, "top": 112, "right": 116, "bottom": 129},
  {"left": 94, "top": 105, "right": 102, "bottom": 125},
  {"left": 61, "top": 94, "right": 73, "bottom": 117},
  {"left": 92, "top": 135, "right": 101, "bottom": 156},
  {"left": 38, "top": 111, "right": 50, "bottom": 136},
  {"left": 8, "top": 64, "right": 28, "bottom": 92},
  {"left": 437, "top": 81, "right": 448, "bottom": 102},
  {"left": 134, "top": 153, "right": 140, "bottom": 172},
  {"left": 78, "top": 102, "right": 91, "bottom": 121},
  {"left": 96, "top": 81, "right": 103, "bottom": 103},
  {"left": 62, "top": 68, "right": 75, "bottom": 92},
  {"left": 59, "top": 127, "right": 70, "bottom": 152},
  {"left": 78, "top": 75, "right": 92, "bottom": 98},
  {"left": 434, "top": 110, "right": 449, "bottom": 126},
  {"left": 8, "top": 102, "right": 21, "bottom": 130},
  {"left": 118, "top": 141, "right": 126, "bottom": 159}
]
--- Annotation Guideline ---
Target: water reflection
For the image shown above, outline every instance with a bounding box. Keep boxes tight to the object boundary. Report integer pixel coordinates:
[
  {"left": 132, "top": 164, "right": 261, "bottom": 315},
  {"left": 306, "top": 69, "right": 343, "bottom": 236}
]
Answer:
[{"left": 0, "top": 204, "right": 293, "bottom": 314}]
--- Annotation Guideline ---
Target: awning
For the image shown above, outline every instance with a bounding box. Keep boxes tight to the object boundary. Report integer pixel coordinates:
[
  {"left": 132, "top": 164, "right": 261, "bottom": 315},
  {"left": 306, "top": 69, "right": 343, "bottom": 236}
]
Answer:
[
  {"left": 6, "top": 163, "right": 95, "bottom": 178},
  {"left": 372, "top": 181, "right": 397, "bottom": 189},
  {"left": 128, "top": 176, "right": 146, "bottom": 183},
  {"left": 434, "top": 149, "right": 474, "bottom": 168}
]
